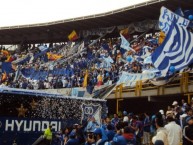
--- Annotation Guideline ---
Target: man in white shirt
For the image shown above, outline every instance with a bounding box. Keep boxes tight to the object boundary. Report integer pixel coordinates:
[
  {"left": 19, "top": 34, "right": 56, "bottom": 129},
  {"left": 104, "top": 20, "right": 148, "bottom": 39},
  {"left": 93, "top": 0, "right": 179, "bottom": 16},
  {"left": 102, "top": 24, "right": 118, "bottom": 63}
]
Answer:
[
  {"left": 152, "top": 112, "right": 169, "bottom": 145},
  {"left": 164, "top": 113, "right": 182, "bottom": 145}
]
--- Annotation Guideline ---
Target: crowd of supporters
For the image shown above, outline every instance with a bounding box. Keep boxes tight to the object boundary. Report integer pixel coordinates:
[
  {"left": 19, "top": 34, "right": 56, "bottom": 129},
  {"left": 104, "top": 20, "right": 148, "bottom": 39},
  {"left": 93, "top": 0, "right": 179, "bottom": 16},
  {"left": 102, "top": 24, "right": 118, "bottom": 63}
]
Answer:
[
  {"left": 39, "top": 99, "right": 193, "bottom": 145},
  {"left": 0, "top": 33, "right": 171, "bottom": 91}
]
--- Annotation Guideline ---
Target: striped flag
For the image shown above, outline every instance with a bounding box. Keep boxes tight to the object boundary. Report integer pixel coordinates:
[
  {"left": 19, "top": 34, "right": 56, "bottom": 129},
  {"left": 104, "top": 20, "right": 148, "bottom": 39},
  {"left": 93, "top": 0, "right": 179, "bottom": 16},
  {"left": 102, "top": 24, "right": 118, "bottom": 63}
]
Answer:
[
  {"left": 152, "top": 20, "right": 193, "bottom": 76},
  {"left": 159, "top": 6, "right": 189, "bottom": 34},
  {"left": 68, "top": 30, "right": 78, "bottom": 41}
]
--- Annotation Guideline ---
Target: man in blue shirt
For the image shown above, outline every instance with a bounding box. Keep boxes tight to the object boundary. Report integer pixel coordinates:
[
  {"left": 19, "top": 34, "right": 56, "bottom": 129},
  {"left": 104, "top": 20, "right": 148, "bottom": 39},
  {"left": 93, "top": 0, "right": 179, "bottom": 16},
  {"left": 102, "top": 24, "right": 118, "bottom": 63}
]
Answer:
[
  {"left": 111, "top": 114, "right": 119, "bottom": 127},
  {"left": 143, "top": 113, "right": 151, "bottom": 145},
  {"left": 64, "top": 131, "right": 79, "bottom": 145}
]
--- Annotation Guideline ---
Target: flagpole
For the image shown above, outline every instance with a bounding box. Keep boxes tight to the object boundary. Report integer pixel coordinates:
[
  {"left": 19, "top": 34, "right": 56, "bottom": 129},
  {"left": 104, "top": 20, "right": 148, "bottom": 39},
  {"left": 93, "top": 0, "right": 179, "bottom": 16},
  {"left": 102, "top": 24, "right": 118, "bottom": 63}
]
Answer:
[{"left": 130, "top": 30, "right": 150, "bottom": 44}]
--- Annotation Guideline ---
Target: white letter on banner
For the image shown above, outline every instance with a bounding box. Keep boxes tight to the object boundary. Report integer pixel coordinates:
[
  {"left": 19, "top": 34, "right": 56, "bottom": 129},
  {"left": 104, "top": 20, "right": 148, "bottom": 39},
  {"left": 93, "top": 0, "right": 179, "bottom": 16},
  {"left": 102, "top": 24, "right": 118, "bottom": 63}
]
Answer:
[
  {"left": 159, "top": 6, "right": 189, "bottom": 34},
  {"left": 15, "top": 120, "right": 23, "bottom": 131},
  {"left": 50, "top": 121, "right": 57, "bottom": 132},
  {"left": 41, "top": 121, "right": 49, "bottom": 131},
  {"left": 24, "top": 121, "right": 32, "bottom": 131},
  {"left": 58, "top": 122, "right": 61, "bottom": 131},
  {"left": 5, "top": 120, "right": 14, "bottom": 131},
  {"left": 33, "top": 121, "right": 41, "bottom": 131}
]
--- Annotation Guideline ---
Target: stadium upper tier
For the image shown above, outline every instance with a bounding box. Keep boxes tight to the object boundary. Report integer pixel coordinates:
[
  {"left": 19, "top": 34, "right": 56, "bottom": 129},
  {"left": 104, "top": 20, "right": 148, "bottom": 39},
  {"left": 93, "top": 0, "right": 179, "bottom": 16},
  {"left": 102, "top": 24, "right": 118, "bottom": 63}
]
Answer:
[{"left": 0, "top": 0, "right": 192, "bottom": 44}]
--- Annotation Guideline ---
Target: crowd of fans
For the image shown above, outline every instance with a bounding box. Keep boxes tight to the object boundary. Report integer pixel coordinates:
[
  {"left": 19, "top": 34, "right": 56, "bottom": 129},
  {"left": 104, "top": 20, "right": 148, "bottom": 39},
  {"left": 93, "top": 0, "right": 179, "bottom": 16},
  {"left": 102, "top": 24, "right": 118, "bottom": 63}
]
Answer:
[
  {"left": 40, "top": 99, "right": 193, "bottom": 145},
  {"left": 0, "top": 33, "right": 163, "bottom": 90}
]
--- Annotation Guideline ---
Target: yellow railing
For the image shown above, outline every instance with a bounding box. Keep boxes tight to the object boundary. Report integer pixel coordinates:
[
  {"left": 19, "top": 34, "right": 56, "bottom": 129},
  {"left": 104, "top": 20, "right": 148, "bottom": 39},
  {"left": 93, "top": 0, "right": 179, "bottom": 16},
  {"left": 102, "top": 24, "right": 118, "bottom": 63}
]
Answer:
[
  {"left": 114, "top": 72, "right": 193, "bottom": 113},
  {"left": 115, "top": 84, "right": 123, "bottom": 114},
  {"left": 120, "top": 72, "right": 193, "bottom": 95}
]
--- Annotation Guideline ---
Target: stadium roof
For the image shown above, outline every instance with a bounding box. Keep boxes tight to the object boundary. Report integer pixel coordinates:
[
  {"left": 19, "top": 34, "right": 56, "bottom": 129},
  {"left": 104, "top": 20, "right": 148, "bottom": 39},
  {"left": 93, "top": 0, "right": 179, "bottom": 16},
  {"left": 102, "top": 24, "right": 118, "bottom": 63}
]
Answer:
[{"left": 0, "top": 0, "right": 193, "bottom": 44}]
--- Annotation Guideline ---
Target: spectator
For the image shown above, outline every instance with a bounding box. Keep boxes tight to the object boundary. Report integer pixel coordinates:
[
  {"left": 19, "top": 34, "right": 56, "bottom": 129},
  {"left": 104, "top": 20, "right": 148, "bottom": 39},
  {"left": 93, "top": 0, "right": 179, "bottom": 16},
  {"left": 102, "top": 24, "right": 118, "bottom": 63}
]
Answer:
[
  {"left": 64, "top": 131, "right": 79, "bottom": 145},
  {"left": 43, "top": 124, "right": 53, "bottom": 145},
  {"left": 111, "top": 114, "right": 119, "bottom": 127},
  {"left": 152, "top": 112, "right": 169, "bottom": 145},
  {"left": 86, "top": 117, "right": 99, "bottom": 132},
  {"left": 164, "top": 113, "right": 182, "bottom": 145},
  {"left": 143, "top": 113, "right": 151, "bottom": 145},
  {"left": 183, "top": 116, "right": 193, "bottom": 145}
]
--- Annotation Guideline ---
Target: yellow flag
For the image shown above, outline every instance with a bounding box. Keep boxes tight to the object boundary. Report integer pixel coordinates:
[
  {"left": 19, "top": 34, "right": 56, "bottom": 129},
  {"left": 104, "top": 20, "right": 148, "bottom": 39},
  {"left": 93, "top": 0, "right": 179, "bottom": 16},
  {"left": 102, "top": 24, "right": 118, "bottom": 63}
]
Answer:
[
  {"left": 158, "top": 31, "right": 165, "bottom": 45},
  {"left": 83, "top": 70, "right": 88, "bottom": 88},
  {"left": 1, "top": 50, "right": 9, "bottom": 56},
  {"left": 120, "top": 28, "right": 129, "bottom": 36},
  {"left": 47, "top": 53, "right": 62, "bottom": 60},
  {"left": 68, "top": 30, "right": 78, "bottom": 41}
]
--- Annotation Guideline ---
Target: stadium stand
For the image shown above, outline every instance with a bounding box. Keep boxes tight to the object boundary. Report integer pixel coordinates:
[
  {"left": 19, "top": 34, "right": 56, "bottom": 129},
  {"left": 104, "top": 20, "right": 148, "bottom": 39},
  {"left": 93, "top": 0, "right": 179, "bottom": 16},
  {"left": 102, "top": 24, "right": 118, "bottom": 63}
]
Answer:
[{"left": 0, "top": 0, "right": 193, "bottom": 144}]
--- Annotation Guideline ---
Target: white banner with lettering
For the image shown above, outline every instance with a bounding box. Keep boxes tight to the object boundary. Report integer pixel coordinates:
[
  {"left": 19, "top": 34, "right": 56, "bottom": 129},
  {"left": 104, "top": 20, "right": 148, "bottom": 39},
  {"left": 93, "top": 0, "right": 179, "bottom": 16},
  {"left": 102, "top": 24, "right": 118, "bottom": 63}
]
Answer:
[
  {"left": 159, "top": 6, "right": 189, "bottom": 34},
  {"left": 117, "top": 71, "right": 156, "bottom": 87}
]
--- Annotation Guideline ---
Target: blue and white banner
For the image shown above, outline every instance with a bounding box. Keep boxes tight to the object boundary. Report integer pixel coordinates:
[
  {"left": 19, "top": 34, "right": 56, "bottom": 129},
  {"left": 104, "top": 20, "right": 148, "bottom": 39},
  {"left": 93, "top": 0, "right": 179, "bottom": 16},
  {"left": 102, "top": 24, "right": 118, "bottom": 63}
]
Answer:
[
  {"left": 81, "top": 103, "right": 102, "bottom": 125},
  {"left": 152, "top": 19, "right": 193, "bottom": 76},
  {"left": 120, "top": 34, "right": 135, "bottom": 52},
  {"left": 117, "top": 71, "right": 156, "bottom": 87},
  {"left": 159, "top": 6, "right": 189, "bottom": 34}
]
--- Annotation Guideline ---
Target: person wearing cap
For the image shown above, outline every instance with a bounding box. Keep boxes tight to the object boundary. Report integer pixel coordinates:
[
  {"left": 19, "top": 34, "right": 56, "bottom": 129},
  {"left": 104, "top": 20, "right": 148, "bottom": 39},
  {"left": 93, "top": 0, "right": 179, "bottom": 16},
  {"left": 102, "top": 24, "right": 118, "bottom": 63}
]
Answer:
[
  {"left": 172, "top": 101, "right": 179, "bottom": 115},
  {"left": 164, "top": 113, "right": 182, "bottom": 145},
  {"left": 43, "top": 124, "right": 53, "bottom": 145},
  {"left": 122, "top": 111, "right": 128, "bottom": 124}
]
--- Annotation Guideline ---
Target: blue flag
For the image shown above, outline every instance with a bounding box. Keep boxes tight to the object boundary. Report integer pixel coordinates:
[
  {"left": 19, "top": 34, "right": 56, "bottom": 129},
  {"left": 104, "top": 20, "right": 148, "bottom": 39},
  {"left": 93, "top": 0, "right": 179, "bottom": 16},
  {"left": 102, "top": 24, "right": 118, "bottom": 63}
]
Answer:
[{"left": 152, "top": 20, "right": 193, "bottom": 76}]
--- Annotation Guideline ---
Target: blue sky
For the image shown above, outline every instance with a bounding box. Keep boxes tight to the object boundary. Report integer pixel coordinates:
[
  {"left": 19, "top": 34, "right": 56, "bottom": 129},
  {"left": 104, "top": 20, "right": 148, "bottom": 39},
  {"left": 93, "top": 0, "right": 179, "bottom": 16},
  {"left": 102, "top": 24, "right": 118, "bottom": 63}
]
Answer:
[{"left": 0, "top": 0, "right": 149, "bottom": 27}]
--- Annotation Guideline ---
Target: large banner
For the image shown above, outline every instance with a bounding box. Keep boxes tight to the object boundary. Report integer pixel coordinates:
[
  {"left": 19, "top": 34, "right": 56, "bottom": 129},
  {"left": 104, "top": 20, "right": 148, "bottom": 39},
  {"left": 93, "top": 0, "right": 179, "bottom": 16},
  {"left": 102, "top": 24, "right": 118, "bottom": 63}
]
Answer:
[
  {"left": 0, "top": 118, "right": 62, "bottom": 133},
  {"left": 81, "top": 103, "right": 102, "bottom": 125},
  {"left": 81, "top": 26, "right": 116, "bottom": 37},
  {"left": 159, "top": 6, "right": 189, "bottom": 34},
  {"left": 117, "top": 71, "right": 156, "bottom": 87},
  {"left": 0, "top": 88, "right": 107, "bottom": 145},
  {"left": 117, "top": 20, "right": 159, "bottom": 34}
]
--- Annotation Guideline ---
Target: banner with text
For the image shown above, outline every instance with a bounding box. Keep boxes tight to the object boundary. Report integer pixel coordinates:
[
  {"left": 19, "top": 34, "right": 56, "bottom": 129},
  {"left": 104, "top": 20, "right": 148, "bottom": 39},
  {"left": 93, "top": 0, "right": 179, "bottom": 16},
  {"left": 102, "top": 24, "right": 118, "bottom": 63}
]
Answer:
[{"left": 117, "top": 71, "right": 156, "bottom": 87}]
